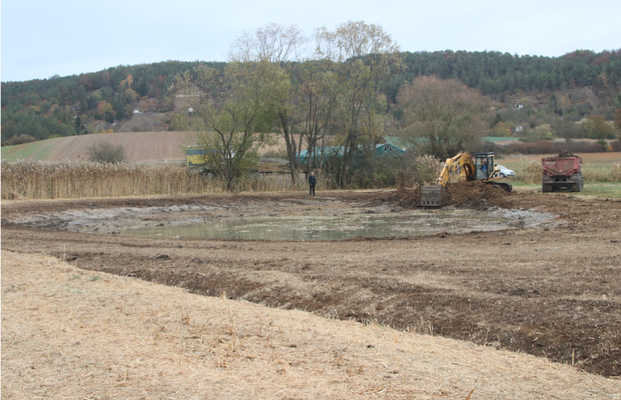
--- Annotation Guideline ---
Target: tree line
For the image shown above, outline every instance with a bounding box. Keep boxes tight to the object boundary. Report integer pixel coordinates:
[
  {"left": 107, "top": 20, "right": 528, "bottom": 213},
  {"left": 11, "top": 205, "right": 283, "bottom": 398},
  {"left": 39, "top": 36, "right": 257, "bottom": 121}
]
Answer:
[
  {"left": 2, "top": 30, "right": 620, "bottom": 146},
  {"left": 167, "top": 23, "right": 621, "bottom": 189},
  {"left": 1, "top": 22, "right": 620, "bottom": 190},
  {"left": 388, "top": 49, "right": 621, "bottom": 99}
]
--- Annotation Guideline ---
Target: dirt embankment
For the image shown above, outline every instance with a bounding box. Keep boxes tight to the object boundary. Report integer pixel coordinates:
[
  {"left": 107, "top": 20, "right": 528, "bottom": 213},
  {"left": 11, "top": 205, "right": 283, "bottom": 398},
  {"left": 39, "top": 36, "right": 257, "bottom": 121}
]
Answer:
[{"left": 2, "top": 186, "right": 621, "bottom": 377}]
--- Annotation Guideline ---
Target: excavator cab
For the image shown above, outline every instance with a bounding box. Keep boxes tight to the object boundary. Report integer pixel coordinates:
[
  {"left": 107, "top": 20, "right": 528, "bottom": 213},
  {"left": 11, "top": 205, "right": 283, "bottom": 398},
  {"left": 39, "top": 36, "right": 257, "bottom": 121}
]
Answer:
[
  {"left": 475, "top": 152, "right": 495, "bottom": 180},
  {"left": 420, "top": 151, "right": 511, "bottom": 207}
]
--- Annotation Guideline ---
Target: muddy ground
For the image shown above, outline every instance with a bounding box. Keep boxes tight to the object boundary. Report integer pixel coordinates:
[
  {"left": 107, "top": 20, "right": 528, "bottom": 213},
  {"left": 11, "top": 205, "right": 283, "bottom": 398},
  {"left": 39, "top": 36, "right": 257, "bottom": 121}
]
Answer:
[{"left": 2, "top": 183, "right": 621, "bottom": 377}]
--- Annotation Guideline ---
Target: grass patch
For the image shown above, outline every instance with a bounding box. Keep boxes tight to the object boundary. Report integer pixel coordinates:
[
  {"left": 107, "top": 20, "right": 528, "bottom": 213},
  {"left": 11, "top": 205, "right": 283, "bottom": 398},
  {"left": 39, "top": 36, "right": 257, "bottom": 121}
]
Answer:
[
  {"left": 1, "top": 142, "right": 44, "bottom": 161},
  {"left": 585, "top": 164, "right": 621, "bottom": 182},
  {"left": 508, "top": 182, "right": 537, "bottom": 188},
  {"left": 579, "top": 183, "right": 621, "bottom": 199},
  {"left": 512, "top": 182, "right": 621, "bottom": 198},
  {"left": 1, "top": 141, "right": 55, "bottom": 162}
]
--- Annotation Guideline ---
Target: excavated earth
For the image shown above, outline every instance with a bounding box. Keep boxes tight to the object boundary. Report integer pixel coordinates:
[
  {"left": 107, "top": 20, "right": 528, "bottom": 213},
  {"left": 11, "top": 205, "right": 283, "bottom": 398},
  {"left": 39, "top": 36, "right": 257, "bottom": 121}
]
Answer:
[{"left": 2, "top": 182, "right": 621, "bottom": 377}]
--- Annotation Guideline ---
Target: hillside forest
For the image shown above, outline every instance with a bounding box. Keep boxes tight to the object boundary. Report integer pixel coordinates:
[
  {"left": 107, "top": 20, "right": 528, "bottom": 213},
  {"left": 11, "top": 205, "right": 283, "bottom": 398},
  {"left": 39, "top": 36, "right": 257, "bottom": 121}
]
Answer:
[{"left": 2, "top": 22, "right": 620, "bottom": 186}]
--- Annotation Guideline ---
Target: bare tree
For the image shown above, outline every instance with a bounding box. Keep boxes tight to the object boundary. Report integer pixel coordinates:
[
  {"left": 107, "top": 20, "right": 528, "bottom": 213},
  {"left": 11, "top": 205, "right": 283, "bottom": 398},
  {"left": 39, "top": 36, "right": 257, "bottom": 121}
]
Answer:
[
  {"left": 295, "top": 60, "right": 339, "bottom": 173},
  {"left": 315, "top": 21, "right": 402, "bottom": 186},
  {"left": 228, "top": 24, "right": 309, "bottom": 183},
  {"left": 315, "top": 20, "right": 399, "bottom": 61},
  {"left": 229, "top": 23, "right": 308, "bottom": 63}
]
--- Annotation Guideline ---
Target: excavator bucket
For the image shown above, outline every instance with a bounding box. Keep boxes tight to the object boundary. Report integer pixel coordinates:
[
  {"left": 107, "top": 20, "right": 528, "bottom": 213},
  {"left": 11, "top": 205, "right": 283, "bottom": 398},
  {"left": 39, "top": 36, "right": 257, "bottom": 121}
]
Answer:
[{"left": 421, "top": 185, "right": 444, "bottom": 207}]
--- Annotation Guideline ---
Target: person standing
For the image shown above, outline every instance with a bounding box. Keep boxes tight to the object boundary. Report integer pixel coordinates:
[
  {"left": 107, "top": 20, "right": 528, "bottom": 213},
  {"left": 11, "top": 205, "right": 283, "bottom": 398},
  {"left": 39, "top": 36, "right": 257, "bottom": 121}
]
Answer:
[{"left": 308, "top": 172, "right": 317, "bottom": 195}]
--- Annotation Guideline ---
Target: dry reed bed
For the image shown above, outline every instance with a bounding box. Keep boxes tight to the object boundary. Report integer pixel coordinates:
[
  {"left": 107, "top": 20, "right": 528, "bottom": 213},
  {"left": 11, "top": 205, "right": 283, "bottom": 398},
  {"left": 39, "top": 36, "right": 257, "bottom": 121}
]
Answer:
[
  {"left": 2, "top": 159, "right": 619, "bottom": 200},
  {"left": 1, "top": 161, "right": 313, "bottom": 200},
  {"left": 2, "top": 251, "right": 619, "bottom": 400}
]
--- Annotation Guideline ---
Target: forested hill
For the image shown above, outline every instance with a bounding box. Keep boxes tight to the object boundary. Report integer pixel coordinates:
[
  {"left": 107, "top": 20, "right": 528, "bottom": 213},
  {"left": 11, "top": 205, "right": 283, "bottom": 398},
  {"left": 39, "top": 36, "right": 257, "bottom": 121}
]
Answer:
[
  {"left": 2, "top": 50, "right": 620, "bottom": 145},
  {"left": 387, "top": 50, "right": 621, "bottom": 100},
  {"left": 1, "top": 61, "right": 226, "bottom": 144}
]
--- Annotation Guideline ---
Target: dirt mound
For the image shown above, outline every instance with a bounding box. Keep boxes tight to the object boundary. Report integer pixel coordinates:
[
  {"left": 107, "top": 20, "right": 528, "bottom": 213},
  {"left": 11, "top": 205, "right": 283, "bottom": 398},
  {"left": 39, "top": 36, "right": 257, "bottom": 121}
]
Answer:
[{"left": 390, "top": 181, "right": 514, "bottom": 209}]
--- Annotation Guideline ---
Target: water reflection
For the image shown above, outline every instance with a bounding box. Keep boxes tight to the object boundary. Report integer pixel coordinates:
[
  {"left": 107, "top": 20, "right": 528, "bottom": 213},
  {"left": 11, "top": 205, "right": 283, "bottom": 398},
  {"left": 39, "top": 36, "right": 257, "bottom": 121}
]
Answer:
[{"left": 120, "top": 210, "right": 518, "bottom": 241}]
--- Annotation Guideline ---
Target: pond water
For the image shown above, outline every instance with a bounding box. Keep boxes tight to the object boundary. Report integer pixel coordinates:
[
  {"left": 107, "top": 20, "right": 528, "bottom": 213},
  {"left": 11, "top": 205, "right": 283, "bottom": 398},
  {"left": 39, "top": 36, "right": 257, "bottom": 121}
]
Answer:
[{"left": 119, "top": 209, "right": 553, "bottom": 241}]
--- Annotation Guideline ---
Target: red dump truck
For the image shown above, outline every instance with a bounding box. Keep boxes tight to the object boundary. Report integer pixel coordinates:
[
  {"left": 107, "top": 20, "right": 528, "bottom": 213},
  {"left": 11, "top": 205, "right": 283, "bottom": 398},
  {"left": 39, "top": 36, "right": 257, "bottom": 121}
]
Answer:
[{"left": 542, "top": 151, "right": 583, "bottom": 192}]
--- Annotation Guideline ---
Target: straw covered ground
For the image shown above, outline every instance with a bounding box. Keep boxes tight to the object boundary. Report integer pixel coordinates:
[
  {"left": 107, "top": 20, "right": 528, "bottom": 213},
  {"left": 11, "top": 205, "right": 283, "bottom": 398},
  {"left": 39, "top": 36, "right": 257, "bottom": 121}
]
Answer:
[{"left": 2, "top": 250, "right": 619, "bottom": 400}]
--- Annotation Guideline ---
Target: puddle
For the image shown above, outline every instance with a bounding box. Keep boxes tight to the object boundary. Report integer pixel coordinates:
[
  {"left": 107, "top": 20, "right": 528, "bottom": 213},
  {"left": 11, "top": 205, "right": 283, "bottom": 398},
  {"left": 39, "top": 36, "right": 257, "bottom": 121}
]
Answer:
[
  {"left": 8, "top": 199, "right": 559, "bottom": 241},
  {"left": 118, "top": 208, "right": 558, "bottom": 241}
]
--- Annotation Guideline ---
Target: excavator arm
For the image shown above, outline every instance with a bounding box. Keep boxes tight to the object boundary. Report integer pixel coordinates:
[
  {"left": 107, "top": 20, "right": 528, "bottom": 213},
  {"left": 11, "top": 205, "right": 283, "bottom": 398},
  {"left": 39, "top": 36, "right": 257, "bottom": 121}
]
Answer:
[{"left": 436, "top": 152, "right": 476, "bottom": 186}]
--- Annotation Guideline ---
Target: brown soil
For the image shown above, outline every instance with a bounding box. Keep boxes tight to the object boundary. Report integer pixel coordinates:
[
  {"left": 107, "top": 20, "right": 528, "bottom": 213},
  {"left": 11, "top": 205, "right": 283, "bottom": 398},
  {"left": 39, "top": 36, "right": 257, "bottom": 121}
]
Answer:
[
  {"left": 2, "top": 184, "right": 621, "bottom": 377},
  {"left": 389, "top": 181, "right": 516, "bottom": 210}
]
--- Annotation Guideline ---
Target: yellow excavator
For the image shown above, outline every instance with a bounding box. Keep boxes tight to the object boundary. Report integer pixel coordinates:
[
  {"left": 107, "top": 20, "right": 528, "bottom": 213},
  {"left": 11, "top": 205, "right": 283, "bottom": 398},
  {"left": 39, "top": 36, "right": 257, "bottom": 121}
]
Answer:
[{"left": 421, "top": 152, "right": 512, "bottom": 206}]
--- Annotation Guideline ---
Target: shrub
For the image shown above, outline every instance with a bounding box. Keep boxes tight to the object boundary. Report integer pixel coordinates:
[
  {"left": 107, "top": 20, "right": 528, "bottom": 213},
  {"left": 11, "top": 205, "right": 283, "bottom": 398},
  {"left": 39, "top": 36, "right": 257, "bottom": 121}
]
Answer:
[
  {"left": 87, "top": 141, "right": 126, "bottom": 164},
  {"left": 414, "top": 154, "right": 443, "bottom": 186},
  {"left": 6, "top": 134, "right": 37, "bottom": 146},
  {"left": 390, "top": 152, "right": 440, "bottom": 188}
]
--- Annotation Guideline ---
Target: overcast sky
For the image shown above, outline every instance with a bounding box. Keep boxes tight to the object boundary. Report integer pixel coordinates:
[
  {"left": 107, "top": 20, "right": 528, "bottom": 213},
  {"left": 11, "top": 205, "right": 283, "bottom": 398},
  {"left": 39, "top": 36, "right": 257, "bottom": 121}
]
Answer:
[{"left": 2, "top": 0, "right": 620, "bottom": 82}]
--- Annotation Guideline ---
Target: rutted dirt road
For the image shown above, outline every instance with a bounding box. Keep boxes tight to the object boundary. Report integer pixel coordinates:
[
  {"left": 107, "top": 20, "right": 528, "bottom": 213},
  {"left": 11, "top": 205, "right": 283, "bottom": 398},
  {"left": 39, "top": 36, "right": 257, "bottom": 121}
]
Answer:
[{"left": 2, "top": 184, "right": 620, "bottom": 376}]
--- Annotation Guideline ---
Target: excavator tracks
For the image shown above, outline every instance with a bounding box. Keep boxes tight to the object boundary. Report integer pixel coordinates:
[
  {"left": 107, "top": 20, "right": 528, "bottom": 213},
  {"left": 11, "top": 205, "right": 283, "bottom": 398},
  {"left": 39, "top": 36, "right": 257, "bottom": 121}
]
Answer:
[{"left": 489, "top": 182, "right": 512, "bottom": 193}]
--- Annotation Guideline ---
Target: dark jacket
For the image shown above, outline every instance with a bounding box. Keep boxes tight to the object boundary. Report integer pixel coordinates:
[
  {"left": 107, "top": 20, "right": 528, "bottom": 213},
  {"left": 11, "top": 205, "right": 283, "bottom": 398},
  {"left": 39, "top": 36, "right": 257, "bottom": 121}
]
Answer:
[{"left": 309, "top": 175, "right": 317, "bottom": 185}]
